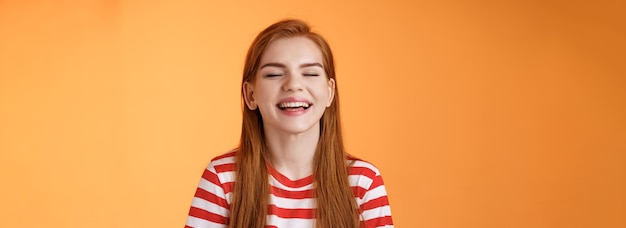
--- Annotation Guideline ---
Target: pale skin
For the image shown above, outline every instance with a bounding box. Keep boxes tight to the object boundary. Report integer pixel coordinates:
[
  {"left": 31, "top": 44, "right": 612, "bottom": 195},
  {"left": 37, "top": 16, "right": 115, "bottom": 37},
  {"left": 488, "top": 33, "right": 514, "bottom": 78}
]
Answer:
[{"left": 243, "top": 36, "right": 335, "bottom": 181}]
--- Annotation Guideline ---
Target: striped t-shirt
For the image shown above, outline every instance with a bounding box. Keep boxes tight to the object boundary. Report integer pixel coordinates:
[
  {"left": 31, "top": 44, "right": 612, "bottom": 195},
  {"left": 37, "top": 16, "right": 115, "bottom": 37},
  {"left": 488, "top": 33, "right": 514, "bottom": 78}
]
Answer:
[{"left": 185, "top": 151, "right": 393, "bottom": 227}]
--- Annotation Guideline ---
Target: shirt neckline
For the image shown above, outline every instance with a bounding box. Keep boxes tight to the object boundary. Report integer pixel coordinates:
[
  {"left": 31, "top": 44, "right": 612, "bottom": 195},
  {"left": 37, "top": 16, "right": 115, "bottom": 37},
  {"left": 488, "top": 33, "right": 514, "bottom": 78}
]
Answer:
[{"left": 267, "top": 163, "right": 314, "bottom": 188}]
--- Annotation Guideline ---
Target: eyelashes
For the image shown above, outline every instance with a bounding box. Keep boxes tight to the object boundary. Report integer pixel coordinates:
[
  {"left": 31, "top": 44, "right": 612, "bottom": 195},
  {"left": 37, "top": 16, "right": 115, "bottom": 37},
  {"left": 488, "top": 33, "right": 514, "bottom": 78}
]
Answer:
[{"left": 264, "top": 73, "right": 320, "bottom": 77}]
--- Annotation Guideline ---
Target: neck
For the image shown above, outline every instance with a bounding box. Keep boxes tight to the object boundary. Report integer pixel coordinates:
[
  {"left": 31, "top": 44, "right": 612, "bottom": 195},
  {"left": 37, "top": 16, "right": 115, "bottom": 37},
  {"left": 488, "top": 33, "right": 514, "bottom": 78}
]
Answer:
[{"left": 263, "top": 124, "right": 319, "bottom": 181}]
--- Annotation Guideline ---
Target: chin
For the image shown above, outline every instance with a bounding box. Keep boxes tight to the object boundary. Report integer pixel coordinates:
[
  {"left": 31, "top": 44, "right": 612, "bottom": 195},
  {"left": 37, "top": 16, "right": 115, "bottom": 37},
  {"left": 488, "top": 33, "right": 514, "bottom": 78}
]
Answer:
[
  {"left": 279, "top": 125, "right": 317, "bottom": 134},
  {"left": 272, "top": 120, "right": 319, "bottom": 134}
]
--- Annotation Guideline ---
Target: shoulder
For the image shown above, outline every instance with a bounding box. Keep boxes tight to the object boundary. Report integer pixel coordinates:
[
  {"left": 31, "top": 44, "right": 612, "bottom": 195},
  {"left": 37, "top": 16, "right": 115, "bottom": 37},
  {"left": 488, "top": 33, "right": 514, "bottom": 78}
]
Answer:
[
  {"left": 346, "top": 156, "right": 390, "bottom": 204},
  {"left": 210, "top": 149, "right": 237, "bottom": 163},
  {"left": 206, "top": 149, "right": 237, "bottom": 174},
  {"left": 347, "top": 156, "right": 383, "bottom": 179}
]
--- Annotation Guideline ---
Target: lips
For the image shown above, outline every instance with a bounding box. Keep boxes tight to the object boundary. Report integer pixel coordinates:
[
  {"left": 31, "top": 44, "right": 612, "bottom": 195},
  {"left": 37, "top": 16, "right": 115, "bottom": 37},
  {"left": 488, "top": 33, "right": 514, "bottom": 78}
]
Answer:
[
  {"left": 276, "top": 98, "right": 313, "bottom": 112},
  {"left": 278, "top": 101, "right": 310, "bottom": 110}
]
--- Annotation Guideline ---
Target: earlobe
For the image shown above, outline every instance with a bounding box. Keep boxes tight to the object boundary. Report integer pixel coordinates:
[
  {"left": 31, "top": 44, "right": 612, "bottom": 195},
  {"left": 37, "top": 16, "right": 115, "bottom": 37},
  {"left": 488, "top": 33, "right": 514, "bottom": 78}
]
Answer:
[
  {"left": 243, "top": 82, "right": 258, "bottom": 110},
  {"left": 327, "top": 78, "right": 335, "bottom": 107}
]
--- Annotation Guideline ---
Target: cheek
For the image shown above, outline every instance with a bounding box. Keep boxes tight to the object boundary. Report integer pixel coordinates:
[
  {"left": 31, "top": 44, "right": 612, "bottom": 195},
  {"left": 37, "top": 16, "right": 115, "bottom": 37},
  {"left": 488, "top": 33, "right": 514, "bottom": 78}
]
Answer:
[
  {"left": 316, "top": 81, "right": 331, "bottom": 97},
  {"left": 254, "top": 84, "right": 275, "bottom": 100},
  {"left": 255, "top": 88, "right": 280, "bottom": 113},
  {"left": 313, "top": 89, "right": 330, "bottom": 103}
]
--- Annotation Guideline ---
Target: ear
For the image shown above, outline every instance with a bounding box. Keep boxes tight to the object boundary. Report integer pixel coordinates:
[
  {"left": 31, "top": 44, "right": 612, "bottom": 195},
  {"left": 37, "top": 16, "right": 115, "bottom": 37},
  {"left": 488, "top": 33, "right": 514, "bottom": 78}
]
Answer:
[
  {"left": 326, "top": 78, "right": 335, "bottom": 107},
  {"left": 243, "top": 81, "right": 258, "bottom": 110}
]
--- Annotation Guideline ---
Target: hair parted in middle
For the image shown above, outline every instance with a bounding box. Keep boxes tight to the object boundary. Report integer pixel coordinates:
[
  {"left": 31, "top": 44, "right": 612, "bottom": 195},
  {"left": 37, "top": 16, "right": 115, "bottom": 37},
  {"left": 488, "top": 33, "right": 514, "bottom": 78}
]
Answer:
[{"left": 228, "top": 19, "right": 361, "bottom": 228}]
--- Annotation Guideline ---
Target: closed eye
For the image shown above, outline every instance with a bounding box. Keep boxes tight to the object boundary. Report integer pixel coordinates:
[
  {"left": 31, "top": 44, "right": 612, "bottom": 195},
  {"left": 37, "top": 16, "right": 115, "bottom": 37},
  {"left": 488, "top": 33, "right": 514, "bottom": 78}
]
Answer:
[
  {"left": 265, "top": 74, "right": 283, "bottom": 77},
  {"left": 303, "top": 73, "right": 319, "bottom": 77}
]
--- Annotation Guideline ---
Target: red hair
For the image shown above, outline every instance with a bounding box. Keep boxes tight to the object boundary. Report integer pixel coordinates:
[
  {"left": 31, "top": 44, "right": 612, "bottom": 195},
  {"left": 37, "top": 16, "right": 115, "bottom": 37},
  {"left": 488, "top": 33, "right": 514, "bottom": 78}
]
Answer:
[{"left": 229, "top": 19, "right": 359, "bottom": 228}]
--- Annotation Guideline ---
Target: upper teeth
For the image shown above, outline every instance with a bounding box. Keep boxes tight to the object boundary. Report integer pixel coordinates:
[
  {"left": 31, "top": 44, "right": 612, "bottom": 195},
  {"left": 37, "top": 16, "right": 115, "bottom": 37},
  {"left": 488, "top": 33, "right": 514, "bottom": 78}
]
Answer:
[{"left": 279, "top": 102, "right": 310, "bottom": 108}]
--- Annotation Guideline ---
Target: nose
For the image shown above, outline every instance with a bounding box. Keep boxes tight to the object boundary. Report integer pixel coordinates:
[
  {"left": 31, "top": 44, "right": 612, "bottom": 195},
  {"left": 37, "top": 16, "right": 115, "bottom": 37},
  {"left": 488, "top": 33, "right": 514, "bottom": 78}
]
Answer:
[{"left": 282, "top": 73, "right": 303, "bottom": 92}]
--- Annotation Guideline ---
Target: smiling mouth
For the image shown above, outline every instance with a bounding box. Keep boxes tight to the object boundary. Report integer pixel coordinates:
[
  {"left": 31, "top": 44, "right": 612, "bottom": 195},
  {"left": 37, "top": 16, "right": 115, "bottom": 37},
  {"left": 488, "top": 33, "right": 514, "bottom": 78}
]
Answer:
[{"left": 277, "top": 101, "right": 312, "bottom": 111}]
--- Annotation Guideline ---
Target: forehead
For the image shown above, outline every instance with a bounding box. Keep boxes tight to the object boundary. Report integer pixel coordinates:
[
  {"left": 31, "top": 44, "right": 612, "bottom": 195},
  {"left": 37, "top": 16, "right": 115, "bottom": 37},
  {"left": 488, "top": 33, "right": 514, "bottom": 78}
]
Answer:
[{"left": 260, "top": 36, "right": 323, "bottom": 65}]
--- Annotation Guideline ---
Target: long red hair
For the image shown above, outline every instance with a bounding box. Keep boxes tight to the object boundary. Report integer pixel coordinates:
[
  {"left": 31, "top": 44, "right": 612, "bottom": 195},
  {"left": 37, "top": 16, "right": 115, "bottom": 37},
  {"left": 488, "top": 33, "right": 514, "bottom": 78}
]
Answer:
[{"left": 229, "top": 19, "right": 359, "bottom": 228}]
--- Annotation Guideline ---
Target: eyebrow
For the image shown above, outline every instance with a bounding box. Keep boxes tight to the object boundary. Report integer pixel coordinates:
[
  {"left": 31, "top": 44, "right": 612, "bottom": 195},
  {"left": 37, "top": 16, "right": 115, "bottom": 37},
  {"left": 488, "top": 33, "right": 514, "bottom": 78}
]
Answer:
[{"left": 259, "top": 62, "right": 323, "bottom": 69}]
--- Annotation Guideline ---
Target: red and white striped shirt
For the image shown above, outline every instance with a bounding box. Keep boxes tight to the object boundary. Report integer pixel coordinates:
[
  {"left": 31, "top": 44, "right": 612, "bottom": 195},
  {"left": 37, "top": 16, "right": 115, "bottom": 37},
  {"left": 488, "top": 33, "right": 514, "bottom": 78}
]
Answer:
[{"left": 185, "top": 151, "right": 393, "bottom": 228}]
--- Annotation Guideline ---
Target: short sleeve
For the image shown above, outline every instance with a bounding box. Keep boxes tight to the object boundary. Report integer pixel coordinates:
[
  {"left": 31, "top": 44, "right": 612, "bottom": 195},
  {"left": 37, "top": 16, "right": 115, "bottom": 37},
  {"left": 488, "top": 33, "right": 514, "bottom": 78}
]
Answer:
[
  {"left": 185, "top": 161, "right": 231, "bottom": 228},
  {"left": 353, "top": 161, "right": 394, "bottom": 228}
]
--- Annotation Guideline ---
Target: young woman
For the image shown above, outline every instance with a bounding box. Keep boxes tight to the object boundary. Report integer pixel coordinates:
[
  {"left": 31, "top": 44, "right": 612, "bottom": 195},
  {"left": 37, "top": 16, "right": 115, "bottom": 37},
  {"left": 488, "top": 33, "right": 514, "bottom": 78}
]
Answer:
[{"left": 185, "top": 19, "right": 393, "bottom": 228}]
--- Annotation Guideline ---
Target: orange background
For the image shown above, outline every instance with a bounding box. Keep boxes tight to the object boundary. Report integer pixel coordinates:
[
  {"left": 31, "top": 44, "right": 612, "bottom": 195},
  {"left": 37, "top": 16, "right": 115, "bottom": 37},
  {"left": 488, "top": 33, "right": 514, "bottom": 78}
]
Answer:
[{"left": 1, "top": 0, "right": 625, "bottom": 227}]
